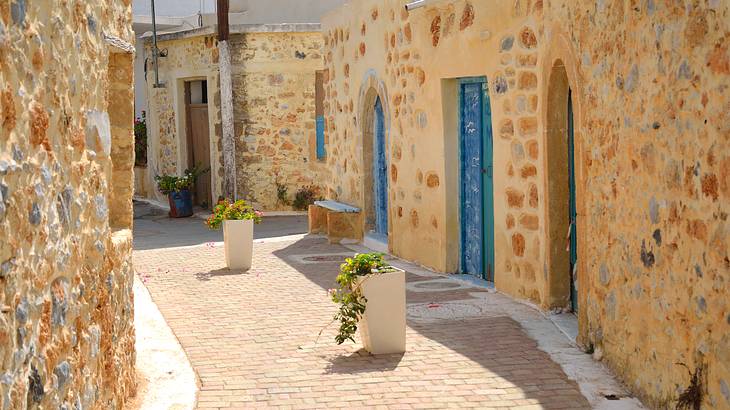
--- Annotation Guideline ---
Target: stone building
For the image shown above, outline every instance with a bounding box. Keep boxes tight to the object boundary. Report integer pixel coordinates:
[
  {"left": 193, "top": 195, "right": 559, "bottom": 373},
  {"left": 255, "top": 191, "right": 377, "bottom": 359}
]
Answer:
[
  {"left": 0, "top": 0, "right": 136, "bottom": 408},
  {"left": 138, "top": 1, "right": 346, "bottom": 210},
  {"left": 320, "top": 0, "right": 729, "bottom": 408}
]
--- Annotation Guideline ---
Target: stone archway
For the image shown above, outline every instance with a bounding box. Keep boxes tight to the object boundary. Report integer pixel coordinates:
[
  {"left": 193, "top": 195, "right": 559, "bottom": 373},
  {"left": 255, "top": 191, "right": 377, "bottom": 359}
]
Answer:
[
  {"left": 545, "top": 60, "right": 573, "bottom": 309},
  {"left": 357, "top": 70, "right": 391, "bottom": 236},
  {"left": 541, "top": 28, "right": 588, "bottom": 340}
]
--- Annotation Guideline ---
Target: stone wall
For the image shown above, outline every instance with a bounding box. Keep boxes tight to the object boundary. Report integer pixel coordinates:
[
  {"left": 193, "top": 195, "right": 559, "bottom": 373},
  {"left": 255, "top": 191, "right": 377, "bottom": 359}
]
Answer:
[
  {"left": 322, "top": 0, "right": 729, "bottom": 408},
  {"left": 0, "top": 0, "right": 137, "bottom": 408},
  {"left": 145, "top": 28, "right": 327, "bottom": 209}
]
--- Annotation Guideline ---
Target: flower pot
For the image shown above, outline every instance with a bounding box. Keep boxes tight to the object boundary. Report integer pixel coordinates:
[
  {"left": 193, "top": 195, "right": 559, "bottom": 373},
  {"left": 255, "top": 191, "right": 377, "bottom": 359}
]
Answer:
[
  {"left": 168, "top": 190, "right": 193, "bottom": 218},
  {"left": 357, "top": 269, "right": 406, "bottom": 354},
  {"left": 223, "top": 219, "right": 253, "bottom": 270}
]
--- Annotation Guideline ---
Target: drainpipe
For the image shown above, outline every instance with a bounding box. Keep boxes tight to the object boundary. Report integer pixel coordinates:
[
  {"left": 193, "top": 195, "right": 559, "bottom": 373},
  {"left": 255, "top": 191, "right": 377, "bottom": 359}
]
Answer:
[
  {"left": 217, "top": 0, "right": 237, "bottom": 200},
  {"left": 150, "top": 0, "right": 165, "bottom": 88},
  {"left": 405, "top": 0, "right": 431, "bottom": 11}
]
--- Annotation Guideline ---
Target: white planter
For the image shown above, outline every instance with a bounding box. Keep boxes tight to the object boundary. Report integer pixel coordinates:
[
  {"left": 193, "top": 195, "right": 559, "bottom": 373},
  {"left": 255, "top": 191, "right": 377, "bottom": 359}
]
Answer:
[
  {"left": 357, "top": 269, "right": 406, "bottom": 354},
  {"left": 223, "top": 219, "right": 253, "bottom": 270}
]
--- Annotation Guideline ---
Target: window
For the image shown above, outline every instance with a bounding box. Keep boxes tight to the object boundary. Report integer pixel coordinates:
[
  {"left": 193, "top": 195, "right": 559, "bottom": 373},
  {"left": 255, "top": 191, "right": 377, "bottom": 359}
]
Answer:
[{"left": 315, "top": 70, "right": 326, "bottom": 160}]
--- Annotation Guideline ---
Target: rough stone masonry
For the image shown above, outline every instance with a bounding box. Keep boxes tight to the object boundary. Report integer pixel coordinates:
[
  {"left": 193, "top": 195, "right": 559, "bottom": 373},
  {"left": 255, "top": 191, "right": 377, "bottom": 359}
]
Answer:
[
  {"left": 0, "top": 0, "right": 137, "bottom": 408},
  {"left": 321, "top": 0, "right": 729, "bottom": 408}
]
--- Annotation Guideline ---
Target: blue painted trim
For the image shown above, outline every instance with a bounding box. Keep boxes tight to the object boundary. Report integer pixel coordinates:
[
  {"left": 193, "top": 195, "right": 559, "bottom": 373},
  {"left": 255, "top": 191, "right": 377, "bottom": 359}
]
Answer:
[{"left": 316, "top": 115, "right": 326, "bottom": 159}]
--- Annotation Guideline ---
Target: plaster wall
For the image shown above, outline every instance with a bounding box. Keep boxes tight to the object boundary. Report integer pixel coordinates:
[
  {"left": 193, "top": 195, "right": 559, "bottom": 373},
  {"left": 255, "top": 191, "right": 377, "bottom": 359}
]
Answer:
[
  {"left": 0, "top": 0, "right": 137, "bottom": 408},
  {"left": 145, "top": 30, "right": 328, "bottom": 209},
  {"left": 322, "top": 0, "right": 729, "bottom": 408}
]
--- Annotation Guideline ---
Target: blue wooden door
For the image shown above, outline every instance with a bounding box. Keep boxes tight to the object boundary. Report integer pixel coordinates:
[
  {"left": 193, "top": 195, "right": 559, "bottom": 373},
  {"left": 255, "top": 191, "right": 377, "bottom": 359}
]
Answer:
[
  {"left": 373, "top": 97, "right": 388, "bottom": 236},
  {"left": 460, "top": 79, "right": 494, "bottom": 281},
  {"left": 568, "top": 89, "right": 578, "bottom": 311}
]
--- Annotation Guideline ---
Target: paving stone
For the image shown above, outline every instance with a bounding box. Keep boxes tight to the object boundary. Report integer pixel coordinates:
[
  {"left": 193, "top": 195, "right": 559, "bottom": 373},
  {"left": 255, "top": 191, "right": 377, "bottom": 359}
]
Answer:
[{"left": 134, "top": 232, "right": 591, "bottom": 409}]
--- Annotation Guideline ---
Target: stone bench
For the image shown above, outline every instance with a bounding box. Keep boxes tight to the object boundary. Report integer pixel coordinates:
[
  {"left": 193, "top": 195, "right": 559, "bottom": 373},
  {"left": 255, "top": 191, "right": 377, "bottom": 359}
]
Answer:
[{"left": 309, "top": 200, "right": 363, "bottom": 244}]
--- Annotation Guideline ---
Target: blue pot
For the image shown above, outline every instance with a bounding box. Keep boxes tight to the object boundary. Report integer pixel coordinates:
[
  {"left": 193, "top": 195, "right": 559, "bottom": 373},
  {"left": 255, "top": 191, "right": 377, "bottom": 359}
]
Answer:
[{"left": 168, "top": 190, "right": 193, "bottom": 218}]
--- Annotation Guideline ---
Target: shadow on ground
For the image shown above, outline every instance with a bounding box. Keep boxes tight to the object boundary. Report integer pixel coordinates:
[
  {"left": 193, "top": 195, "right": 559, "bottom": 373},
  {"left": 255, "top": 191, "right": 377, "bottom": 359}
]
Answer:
[
  {"left": 195, "top": 267, "right": 252, "bottom": 281},
  {"left": 273, "top": 235, "right": 591, "bottom": 409},
  {"left": 325, "top": 350, "right": 404, "bottom": 375}
]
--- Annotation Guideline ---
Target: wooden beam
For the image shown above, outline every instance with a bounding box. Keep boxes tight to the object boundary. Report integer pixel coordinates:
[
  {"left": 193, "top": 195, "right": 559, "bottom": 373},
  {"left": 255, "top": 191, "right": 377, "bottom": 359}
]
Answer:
[{"left": 217, "top": 0, "right": 229, "bottom": 41}]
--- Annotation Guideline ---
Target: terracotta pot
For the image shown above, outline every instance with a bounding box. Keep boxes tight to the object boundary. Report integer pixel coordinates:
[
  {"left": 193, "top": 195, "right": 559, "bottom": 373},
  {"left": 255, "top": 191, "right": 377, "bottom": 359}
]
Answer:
[
  {"left": 223, "top": 219, "right": 253, "bottom": 270},
  {"left": 357, "top": 269, "right": 406, "bottom": 354}
]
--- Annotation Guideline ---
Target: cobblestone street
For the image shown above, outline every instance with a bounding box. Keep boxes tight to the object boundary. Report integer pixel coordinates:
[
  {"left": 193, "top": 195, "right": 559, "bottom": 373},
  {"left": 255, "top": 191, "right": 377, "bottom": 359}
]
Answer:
[{"left": 132, "top": 207, "right": 640, "bottom": 409}]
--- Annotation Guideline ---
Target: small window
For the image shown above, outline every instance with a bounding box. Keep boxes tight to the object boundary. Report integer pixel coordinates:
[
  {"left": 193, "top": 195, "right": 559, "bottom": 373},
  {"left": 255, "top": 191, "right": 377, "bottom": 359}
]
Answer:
[
  {"left": 315, "top": 70, "right": 326, "bottom": 160},
  {"left": 189, "top": 80, "right": 208, "bottom": 104}
]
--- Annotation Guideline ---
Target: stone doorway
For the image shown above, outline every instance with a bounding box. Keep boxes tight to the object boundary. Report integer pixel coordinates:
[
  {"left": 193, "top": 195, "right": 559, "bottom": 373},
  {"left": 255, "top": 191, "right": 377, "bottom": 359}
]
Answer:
[
  {"left": 545, "top": 60, "right": 578, "bottom": 311},
  {"left": 359, "top": 74, "right": 391, "bottom": 250}
]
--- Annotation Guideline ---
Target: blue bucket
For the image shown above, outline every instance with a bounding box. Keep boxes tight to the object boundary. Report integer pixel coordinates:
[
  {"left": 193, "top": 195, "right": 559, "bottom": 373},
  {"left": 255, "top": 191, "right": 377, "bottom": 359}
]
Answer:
[{"left": 168, "top": 190, "right": 193, "bottom": 218}]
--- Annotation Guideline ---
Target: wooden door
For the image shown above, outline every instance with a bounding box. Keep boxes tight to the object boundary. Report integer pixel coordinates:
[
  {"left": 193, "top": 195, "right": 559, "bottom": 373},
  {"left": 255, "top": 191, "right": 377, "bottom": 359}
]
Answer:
[
  {"left": 188, "top": 103, "right": 212, "bottom": 208},
  {"left": 459, "top": 78, "right": 494, "bottom": 281}
]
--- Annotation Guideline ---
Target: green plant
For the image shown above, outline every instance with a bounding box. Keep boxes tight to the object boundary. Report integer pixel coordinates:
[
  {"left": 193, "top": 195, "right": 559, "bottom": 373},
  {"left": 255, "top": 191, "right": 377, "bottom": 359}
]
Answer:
[
  {"left": 155, "top": 165, "right": 208, "bottom": 195},
  {"left": 329, "top": 253, "right": 394, "bottom": 344},
  {"left": 134, "top": 112, "right": 147, "bottom": 166},
  {"left": 292, "top": 185, "right": 321, "bottom": 211},
  {"left": 276, "top": 183, "right": 291, "bottom": 206},
  {"left": 205, "top": 199, "right": 263, "bottom": 230}
]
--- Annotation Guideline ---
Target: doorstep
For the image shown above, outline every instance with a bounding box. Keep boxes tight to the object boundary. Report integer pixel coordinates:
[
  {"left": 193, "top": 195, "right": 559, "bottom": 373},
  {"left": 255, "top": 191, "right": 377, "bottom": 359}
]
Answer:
[{"left": 363, "top": 232, "right": 389, "bottom": 254}]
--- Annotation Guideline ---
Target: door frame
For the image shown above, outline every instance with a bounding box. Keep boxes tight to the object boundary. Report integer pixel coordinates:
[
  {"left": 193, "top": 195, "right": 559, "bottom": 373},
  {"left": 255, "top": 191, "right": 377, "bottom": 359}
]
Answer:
[
  {"left": 183, "top": 79, "right": 213, "bottom": 207},
  {"left": 457, "top": 76, "right": 495, "bottom": 281},
  {"left": 568, "top": 88, "right": 578, "bottom": 312},
  {"left": 172, "top": 74, "right": 217, "bottom": 199}
]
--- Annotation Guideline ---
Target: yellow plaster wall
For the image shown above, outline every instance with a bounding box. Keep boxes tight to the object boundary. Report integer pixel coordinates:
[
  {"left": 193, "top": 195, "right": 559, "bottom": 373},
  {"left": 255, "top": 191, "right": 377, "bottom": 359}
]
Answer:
[
  {"left": 0, "top": 0, "right": 137, "bottom": 408},
  {"left": 322, "top": 0, "right": 729, "bottom": 407}
]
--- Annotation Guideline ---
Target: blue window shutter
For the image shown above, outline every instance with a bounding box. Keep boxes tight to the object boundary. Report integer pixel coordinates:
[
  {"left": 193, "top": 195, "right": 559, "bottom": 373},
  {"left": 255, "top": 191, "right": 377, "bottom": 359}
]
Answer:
[{"left": 316, "top": 115, "right": 326, "bottom": 159}]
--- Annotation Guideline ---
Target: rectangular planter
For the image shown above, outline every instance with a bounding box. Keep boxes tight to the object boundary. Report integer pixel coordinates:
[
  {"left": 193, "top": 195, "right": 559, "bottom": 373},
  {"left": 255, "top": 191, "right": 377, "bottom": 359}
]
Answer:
[
  {"left": 357, "top": 269, "right": 406, "bottom": 354},
  {"left": 223, "top": 219, "right": 253, "bottom": 270}
]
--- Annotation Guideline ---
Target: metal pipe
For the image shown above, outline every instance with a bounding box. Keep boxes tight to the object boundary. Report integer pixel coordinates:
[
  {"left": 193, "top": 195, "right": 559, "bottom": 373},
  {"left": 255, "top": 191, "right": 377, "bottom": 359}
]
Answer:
[
  {"left": 151, "top": 0, "right": 165, "bottom": 88},
  {"left": 405, "top": 0, "right": 428, "bottom": 11}
]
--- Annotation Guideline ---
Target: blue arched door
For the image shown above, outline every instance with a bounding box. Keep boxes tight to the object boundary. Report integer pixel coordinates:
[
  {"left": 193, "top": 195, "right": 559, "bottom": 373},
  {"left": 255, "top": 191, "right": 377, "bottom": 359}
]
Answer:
[{"left": 373, "top": 97, "right": 388, "bottom": 237}]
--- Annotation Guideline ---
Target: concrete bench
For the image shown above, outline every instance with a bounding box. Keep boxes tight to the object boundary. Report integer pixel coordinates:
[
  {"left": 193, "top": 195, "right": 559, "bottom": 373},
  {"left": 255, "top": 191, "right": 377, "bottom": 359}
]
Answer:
[{"left": 309, "top": 200, "right": 363, "bottom": 244}]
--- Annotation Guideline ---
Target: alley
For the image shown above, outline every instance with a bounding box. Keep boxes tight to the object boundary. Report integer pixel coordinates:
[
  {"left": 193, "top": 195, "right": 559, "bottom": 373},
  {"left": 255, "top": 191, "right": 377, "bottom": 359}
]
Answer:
[{"left": 132, "top": 204, "right": 640, "bottom": 409}]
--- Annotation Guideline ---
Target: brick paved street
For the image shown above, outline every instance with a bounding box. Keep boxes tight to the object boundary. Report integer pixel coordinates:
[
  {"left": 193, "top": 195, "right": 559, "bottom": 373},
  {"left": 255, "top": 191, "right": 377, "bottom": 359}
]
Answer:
[{"left": 132, "top": 212, "right": 637, "bottom": 409}]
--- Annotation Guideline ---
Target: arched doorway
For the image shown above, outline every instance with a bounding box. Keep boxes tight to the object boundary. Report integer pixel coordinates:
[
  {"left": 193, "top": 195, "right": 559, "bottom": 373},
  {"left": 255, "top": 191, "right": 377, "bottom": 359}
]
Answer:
[
  {"left": 359, "top": 75, "right": 390, "bottom": 245},
  {"left": 546, "top": 61, "right": 578, "bottom": 311}
]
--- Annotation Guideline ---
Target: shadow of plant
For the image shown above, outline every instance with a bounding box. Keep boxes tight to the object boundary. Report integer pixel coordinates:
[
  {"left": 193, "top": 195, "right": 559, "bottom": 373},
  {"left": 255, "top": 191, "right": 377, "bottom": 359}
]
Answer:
[
  {"left": 325, "top": 349, "right": 404, "bottom": 375},
  {"left": 195, "top": 268, "right": 249, "bottom": 281}
]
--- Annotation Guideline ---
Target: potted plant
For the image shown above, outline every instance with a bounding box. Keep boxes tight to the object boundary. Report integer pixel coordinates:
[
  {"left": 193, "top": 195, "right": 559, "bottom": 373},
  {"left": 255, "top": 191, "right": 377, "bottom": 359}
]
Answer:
[
  {"left": 154, "top": 166, "right": 205, "bottom": 218},
  {"left": 330, "top": 253, "right": 406, "bottom": 354},
  {"left": 205, "top": 199, "right": 263, "bottom": 270}
]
